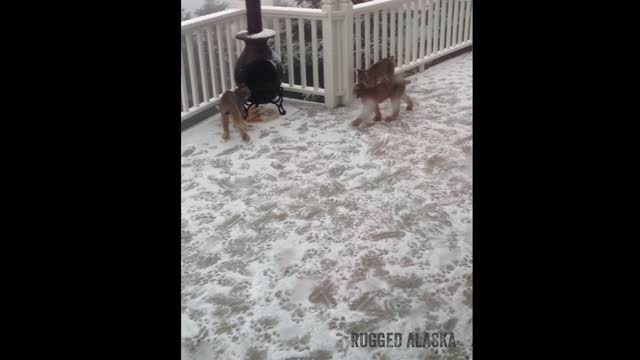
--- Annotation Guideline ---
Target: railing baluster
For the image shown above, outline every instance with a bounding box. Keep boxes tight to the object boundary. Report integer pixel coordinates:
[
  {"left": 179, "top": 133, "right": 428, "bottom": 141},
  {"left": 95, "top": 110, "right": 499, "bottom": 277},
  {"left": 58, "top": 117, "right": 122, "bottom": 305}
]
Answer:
[
  {"left": 397, "top": 4, "right": 404, "bottom": 66},
  {"left": 373, "top": 10, "right": 379, "bottom": 63},
  {"left": 459, "top": 0, "right": 465, "bottom": 42},
  {"left": 419, "top": 0, "right": 426, "bottom": 60},
  {"left": 459, "top": 0, "right": 466, "bottom": 45},
  {"left": 344, "top": 7, "right": 354, "bottom": 103},
  {"left": 458, "top": 0, "right": 466, "bottom": 44},
  {"left": 437, "top": 0, "right": 444, "bottom": 52},
  {"left": 407, "top": 3, "right": 413, "bottom": 63},
  {"left": 409, "top": 3, "right": 414, "bottom": 63},
  {"left": 404, "top": 3, "right": 410, "bottom": 65},
  {"left": 382, "top": 8, "right": 388, "bottom": 59},
  {"left": 468, "top": 2, "right": 472, "bottom": 41},
  {"left": 311, "top": 19, "right": 319, "bottom": 91},
  {"left": 273, "top": 18, "right": 282, "bottom": 62},
  {"left": 285, "top": 18, "right": 294, "bottom": 86},
  {"left": 196, "top": 29, "right": 209, "bottom": 102},
  {"left": 464, "top": 0, "right": 471, "bottom": 42},
  {"left": 451, "top": 0, "right": 457, "bottom": 45},
  {"left": 185, "top": 31, "right": 200, "bottom": 107},
  {"left": 446, "top": 0, "right": 453, "bottom": 48},
  {"left": 355, "top": 14, "right": 362, "bottom": 70},
  {"left": 441, "top": 0, "right": 447, "bottom": 49},
  {"left": 181, "top": 51, "right": 189, "bottom": 112},
  {"left": 403, "top": 6, "right": 409, "bottom": 64},
  {"left": 298, "top": 18, "right": 307, "bottom": 89},
  {"left": 427, "top": 0, "right": 434, "bottom": 56},
  {"left": 413, "top": 2, "right": 419, "bottom": 61},
  {"left": 225, "top": 22, "right": 236, "bottom": 89},
  {"left": 452, "top": 0, "right": 460, "bottom": 46},
  {"left": 364, "top": 12, "right": 370, "bottom": 67},
  {"left": 206, "top": 26, "right": 219, "bottom": 99},
  {"left": 454, "top": 0, "right": 461, "bottom": 45},
  {"left": 336, "top": 19, "right": 343, "bottom": 94},
  {"left": 215, "top": 23, "right": 227, "bottom": 93},
  {"left": 412, "top": 1, "right": 419, "bottom": 62},
  {"left": 390, "top": 8, "right": 396, "bottom": 59}
]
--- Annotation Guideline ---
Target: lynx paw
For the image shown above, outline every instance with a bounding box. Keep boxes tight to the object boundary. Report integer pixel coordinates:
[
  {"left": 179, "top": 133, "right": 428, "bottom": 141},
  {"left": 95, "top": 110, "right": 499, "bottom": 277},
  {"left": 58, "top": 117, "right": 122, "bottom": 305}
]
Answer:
[
  {"left": 222, "top": 132, "right": 230, "bottom": 140},
  {"left": 351, "top": 118, "right": 364, "bottom": 127},
  {"left": 242, "top": 133, "right": 251, "bottom": 142}
]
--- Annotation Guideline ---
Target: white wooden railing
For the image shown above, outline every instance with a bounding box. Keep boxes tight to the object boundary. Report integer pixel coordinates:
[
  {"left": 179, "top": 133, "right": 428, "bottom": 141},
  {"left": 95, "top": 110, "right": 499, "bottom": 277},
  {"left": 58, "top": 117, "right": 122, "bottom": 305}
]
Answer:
[
  {"left": 181, "top": 0, "right": 472, "bottom": 121},
  {"left": 262, "top": 7, "right": 328, "bottom": 96}
]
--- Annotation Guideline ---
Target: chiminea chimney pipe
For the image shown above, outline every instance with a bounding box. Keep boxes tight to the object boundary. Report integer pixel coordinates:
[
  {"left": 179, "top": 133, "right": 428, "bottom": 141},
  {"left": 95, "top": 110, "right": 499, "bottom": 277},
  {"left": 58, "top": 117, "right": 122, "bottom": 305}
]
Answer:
[{"left": 245, "top": 0, "right": 263, "bottom": 34}]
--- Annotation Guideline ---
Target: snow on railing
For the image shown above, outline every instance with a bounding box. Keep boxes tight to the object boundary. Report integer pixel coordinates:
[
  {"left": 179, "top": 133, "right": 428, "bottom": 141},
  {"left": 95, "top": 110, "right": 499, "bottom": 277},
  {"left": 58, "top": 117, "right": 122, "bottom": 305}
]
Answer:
[{"left": 181, "top": 0, "right": 472, "bottom": 121}]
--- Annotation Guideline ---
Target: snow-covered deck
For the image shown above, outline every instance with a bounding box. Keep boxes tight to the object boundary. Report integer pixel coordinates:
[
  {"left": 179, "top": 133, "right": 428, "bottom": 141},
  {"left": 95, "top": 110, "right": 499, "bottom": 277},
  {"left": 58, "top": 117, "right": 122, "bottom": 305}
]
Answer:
[{"left": 182, "top": 52, "right": 472, "bottom": 360}]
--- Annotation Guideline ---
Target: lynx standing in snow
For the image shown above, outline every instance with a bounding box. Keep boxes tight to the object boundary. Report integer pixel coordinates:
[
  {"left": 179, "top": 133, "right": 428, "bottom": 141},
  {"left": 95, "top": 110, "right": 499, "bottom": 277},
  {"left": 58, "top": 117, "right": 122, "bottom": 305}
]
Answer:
[
  {"left": 218, "top": 86, "right": 278, "bottom": 142},
  {"left": 351, "top": 79, "right": 413, "bottom": 127},
  {"left": 352, "top": 57, "right": 413, "bottom": 127}
]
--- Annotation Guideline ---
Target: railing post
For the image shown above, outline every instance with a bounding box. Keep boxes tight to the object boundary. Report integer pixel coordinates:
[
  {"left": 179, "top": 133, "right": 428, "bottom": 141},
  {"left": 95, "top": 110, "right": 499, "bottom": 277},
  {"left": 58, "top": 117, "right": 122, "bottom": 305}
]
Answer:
[
  {"left": 321, "top": 0, "right": 338, "bottom": 108},
  {"left": 339, "top": 0, "right": 354, "bottom": 105}
]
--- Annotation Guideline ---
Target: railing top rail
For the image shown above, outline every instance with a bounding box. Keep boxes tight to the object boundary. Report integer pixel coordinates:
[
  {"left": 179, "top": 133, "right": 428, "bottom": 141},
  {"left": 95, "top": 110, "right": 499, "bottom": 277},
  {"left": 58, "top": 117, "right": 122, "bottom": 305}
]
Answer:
[
  {"left": 181, "top": 5, "right": 328, "bottom": 32},
  {"left": 261, "top": 6, "right": 326, "bottom": 19},
  {"left": 353, "top": 0, "right": 413, "bottom": 14},
  {"left": 181, "top": 8, "right": 246, "bottom": 32}
]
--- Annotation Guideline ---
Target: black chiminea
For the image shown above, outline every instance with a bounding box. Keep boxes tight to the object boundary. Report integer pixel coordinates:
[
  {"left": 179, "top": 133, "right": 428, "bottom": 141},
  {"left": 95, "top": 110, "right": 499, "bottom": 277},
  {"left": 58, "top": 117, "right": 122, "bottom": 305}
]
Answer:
[{"left": 235, "top": 0, "right": 286, "bottom": 116}]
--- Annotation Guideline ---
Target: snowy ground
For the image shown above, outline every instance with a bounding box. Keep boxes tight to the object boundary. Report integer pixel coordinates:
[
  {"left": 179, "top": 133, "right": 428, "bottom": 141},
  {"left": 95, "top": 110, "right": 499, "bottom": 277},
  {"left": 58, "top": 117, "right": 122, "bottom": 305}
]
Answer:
[{"left": 181, "top": 52, "right": 472, "bottom": 360}]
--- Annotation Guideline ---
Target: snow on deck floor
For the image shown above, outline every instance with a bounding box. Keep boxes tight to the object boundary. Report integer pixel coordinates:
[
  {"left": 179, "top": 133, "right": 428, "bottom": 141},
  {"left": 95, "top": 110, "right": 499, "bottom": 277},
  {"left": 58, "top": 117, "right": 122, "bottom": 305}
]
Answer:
[{"left": 181, "top": 52, "right": 472, "bottom": 360}]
